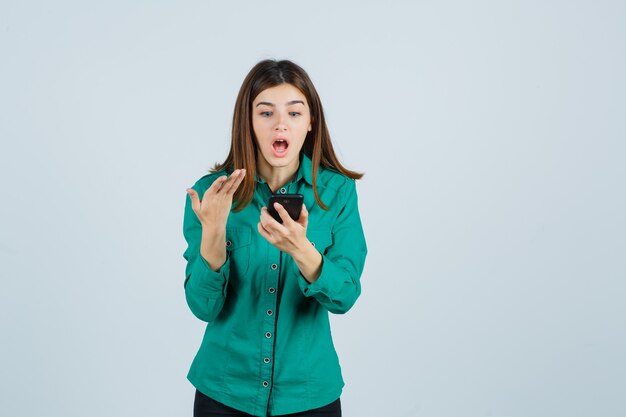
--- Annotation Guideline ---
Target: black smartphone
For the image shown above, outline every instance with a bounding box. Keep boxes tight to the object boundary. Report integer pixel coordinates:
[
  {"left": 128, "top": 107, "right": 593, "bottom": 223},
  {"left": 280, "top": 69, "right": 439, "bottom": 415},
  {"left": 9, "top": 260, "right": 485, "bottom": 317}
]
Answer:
[{"left": 267, "top": 194, "right": 304, "bottom": 224}]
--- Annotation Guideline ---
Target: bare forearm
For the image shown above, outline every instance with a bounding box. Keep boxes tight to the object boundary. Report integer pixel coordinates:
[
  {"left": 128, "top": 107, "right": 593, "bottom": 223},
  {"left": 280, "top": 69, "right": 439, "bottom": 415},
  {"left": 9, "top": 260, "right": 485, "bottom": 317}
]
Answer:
[
  {"left": 291, "top": 242, "right": 323, "bottom": 283},
  {"left": 200, "top": 224, "right": 226, "bottom": 272}
]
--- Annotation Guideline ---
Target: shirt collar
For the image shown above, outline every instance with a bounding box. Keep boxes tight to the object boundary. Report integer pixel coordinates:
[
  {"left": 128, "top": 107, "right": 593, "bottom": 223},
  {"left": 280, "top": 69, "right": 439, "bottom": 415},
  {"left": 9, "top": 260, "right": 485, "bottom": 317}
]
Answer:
[{"left": 254, "top": 152, "right": 314, "bottom": 186}]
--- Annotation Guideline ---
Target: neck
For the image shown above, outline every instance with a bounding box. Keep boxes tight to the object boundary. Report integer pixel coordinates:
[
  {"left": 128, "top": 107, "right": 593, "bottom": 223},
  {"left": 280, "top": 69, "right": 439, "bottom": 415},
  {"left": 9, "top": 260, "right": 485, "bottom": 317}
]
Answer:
[{"left": 256, "top": 153, "right": 300, "bottom": 193}]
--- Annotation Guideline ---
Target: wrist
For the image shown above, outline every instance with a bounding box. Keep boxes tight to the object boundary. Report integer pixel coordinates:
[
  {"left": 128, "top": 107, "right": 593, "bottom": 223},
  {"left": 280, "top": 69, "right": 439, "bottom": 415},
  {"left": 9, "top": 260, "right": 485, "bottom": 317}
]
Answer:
[
  {"left": 291, "top": 237, "right": 317, "bottom": 262},
  {"left": 200, "top": 224, "right": 227, "bottom": 272},
  {"left": 293, "top": 242, "right": 322, "bottom": 284},
  {"left": 201, "top": 222, "right": 225, "bottom": 236}
]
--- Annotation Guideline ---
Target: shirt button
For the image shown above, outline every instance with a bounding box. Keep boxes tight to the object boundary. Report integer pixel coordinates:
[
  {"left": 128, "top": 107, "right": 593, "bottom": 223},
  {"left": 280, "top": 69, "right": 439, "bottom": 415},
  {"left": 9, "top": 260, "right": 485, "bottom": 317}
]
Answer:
[
  {"left": 264, "top": 357, "right": 271, "bottom": 364},
  {"left": 311, "top": 241, "right": 316, "bottom": 247},
  {"left": 280, "top": 187, "right": 287, "bottom": 194},
  {"left": 268, "top": 287, "right": 276, "bottom": 294},
  {"left": 265, "top": 332, "right": 272, "bottom": 338},
  {"left": 267, "top": 309, "right": 273, "bottom": 316},
  {"left": 263, "top": 381, "right": 269, "bottom": 387},
  {"left": 225, "top": 240, "right": 232, "bottom": 247},
  {"left": 271, "top": 263, "right": 277, "bottom": 270}
]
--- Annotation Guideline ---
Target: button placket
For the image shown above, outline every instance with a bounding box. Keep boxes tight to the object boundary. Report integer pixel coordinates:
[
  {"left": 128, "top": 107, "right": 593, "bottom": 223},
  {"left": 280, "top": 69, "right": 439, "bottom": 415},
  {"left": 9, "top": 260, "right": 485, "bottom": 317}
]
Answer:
[{"left": 261, "top": 251, "right": 280, "bottom": 402}]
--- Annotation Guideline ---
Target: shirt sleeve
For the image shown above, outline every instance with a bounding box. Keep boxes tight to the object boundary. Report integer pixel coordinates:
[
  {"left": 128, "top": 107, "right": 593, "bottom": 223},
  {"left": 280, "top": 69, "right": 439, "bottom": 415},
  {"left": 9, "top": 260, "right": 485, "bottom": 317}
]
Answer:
[
  {"left": 182, "top": 187, "right": 230, "bottom": 322},
  {"left": 297, "top": 179, "right": 368, "bottom": 314}
]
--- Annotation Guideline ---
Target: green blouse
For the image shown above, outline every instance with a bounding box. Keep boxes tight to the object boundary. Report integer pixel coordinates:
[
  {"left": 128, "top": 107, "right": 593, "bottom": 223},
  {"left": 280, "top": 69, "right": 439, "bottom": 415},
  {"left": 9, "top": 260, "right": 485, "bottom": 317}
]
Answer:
[{"left": 182, "top": 152, "right": 368, "bottom": 416}]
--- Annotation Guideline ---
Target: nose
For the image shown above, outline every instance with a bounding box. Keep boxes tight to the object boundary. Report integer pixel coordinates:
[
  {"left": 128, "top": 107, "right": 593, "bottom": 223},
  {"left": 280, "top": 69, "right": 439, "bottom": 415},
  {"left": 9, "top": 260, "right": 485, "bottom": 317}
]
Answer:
[{"left": 274, "top": 112, "right": 287, "bottom": 131}]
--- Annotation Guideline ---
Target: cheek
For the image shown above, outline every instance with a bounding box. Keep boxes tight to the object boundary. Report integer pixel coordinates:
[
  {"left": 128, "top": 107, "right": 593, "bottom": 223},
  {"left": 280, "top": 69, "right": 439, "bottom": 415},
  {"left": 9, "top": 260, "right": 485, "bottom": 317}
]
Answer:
[
  {"left": 252, "top": 118, "right": 269, "bottom": 137},
  {"left": 299, "top": 119, "right": 312, "bottom": 135},
  {"left": 300, "top": 116, "right": 312, "bottom": 131}
]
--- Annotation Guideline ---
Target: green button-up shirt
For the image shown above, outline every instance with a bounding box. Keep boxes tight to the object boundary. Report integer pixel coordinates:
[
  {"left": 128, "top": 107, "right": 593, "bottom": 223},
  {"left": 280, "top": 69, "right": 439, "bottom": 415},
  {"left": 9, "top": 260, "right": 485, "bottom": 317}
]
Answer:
[{"left": 182, "top": 152, "right": 368, "bottom": 417}]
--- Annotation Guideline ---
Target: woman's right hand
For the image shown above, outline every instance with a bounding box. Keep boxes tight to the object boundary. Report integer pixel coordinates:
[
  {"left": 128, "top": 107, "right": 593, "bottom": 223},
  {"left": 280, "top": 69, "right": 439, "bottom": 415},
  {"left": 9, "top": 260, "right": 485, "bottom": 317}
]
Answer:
[{"left": 186, "top": 169, "right": 246, "bottom": 229}]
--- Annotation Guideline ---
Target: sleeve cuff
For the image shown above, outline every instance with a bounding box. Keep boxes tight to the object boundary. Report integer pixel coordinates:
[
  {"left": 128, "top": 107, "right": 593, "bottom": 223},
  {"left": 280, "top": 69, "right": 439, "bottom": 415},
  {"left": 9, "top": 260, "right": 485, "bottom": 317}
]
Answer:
[
  {"left": 297, "top": 253, "right": 343, "bottom": 299},
  {"left": 186, "top": 251, "right": 231, "bottom": 298}
]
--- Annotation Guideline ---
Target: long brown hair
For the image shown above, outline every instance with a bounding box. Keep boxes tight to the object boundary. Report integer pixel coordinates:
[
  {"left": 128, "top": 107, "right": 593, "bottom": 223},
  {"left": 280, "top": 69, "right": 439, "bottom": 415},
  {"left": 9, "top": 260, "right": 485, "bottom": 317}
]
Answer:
[{"left": 210, "top": 59, "right": 363, "bottom": 212}]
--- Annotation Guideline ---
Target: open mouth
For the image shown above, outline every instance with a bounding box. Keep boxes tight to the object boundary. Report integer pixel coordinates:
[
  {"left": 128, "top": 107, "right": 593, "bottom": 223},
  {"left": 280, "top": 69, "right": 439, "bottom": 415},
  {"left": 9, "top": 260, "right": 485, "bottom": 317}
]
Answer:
[{"left": 272, "top": 138, "right": 289, "bottom": 153}]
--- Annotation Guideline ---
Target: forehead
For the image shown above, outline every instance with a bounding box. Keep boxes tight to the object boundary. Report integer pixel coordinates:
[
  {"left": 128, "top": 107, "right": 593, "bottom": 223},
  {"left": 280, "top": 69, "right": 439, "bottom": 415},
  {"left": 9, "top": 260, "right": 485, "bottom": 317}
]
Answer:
[{"left": 253, "top": 84, "right": 307, "bottom": 105}]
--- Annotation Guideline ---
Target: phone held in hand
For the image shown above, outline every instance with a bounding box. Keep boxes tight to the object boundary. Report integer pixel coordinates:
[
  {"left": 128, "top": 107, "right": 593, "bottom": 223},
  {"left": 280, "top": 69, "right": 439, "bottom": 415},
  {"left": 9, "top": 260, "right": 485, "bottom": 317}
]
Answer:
[{"left": 267, "top": 194, "right": 304, "bottom": 224}]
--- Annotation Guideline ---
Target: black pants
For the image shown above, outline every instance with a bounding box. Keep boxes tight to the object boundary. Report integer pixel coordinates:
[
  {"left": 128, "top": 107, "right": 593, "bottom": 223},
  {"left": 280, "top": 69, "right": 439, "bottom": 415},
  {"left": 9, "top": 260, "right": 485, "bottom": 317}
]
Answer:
[{"left": 194, "top": 389, "right": 342, "bottom": 417}]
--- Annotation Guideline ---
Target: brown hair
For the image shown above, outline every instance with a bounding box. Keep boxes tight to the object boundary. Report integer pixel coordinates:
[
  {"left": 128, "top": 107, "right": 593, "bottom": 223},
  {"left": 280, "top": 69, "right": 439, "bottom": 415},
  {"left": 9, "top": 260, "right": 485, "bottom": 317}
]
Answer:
[{"left": 210, "top": 59, "right": 364, "bottom": 212}]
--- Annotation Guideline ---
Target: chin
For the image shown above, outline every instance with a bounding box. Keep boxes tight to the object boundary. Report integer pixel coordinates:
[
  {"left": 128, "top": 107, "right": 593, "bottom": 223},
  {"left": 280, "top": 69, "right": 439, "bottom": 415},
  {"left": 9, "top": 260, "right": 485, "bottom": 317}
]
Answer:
[
  {"left": 263, "top": 151, "right": 295, "bottom": 166},
  {"left": 269, "top": 158, "right": 294, "bottom": 167}
]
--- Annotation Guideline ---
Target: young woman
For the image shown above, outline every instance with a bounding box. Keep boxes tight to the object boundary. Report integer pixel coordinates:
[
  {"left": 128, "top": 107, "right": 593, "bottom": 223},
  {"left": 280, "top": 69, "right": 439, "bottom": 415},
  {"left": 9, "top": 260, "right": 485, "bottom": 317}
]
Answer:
[{"left": 183, "top": 59, "right": 368, "bottom": 417}]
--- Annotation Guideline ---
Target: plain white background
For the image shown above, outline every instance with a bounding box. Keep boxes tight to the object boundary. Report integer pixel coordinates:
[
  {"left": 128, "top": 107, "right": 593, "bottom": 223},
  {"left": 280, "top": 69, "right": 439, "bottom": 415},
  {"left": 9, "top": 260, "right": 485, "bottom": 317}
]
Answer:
[{"left": 1, "top": 1, "right": 624, "bottom": 416}]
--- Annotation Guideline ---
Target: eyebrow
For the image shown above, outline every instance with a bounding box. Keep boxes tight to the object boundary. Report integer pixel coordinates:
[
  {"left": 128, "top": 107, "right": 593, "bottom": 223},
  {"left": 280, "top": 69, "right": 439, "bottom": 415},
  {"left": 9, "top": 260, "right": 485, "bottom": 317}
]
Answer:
[{"left": 255, "top": 100, "right": 305, "bottom": 107}]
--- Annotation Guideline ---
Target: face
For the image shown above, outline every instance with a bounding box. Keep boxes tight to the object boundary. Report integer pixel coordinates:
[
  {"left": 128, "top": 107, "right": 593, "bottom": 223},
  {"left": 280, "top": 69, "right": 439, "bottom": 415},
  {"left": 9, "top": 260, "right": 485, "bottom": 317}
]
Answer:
[{"left": 251, "top": 83, "right": 312, "bottom": 171}]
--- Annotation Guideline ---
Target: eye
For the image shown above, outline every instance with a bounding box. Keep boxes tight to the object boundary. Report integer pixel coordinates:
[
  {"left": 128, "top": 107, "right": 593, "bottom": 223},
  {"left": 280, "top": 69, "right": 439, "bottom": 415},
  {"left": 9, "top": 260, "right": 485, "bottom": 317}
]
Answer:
[
  {"left": 289, "top": 112, "right": 301, "bottom": 117},
  {"left": 260, "top": 111, "right": 272, "bottom": 117}
]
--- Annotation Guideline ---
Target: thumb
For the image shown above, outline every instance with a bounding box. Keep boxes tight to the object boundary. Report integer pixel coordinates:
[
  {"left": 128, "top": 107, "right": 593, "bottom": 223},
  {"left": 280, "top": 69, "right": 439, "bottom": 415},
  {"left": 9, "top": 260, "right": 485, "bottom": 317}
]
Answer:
[
  {"left": 299, "top": 202, "right": 308, "bottom": 224},
  {"left": 186, "top": 188, "right": 199, "bottom": 211}
]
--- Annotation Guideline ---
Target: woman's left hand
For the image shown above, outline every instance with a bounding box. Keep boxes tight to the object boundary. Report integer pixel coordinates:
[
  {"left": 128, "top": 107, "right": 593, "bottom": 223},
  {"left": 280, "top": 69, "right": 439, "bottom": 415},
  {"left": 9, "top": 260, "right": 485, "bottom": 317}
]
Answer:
[{"left": 258, "top": 202, "right": 309, "bottom": 255}]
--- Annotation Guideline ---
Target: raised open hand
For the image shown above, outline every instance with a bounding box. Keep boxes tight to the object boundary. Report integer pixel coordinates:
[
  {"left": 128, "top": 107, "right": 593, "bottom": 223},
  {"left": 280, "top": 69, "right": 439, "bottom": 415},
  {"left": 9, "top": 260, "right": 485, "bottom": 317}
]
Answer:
[{"left": 186, "top": 169, "right": 246, "bottom": 228}]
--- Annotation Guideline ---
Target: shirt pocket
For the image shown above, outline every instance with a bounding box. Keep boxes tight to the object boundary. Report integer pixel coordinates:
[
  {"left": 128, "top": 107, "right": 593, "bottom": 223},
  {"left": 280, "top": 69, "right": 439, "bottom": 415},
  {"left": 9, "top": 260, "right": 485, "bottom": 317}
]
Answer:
[
  {"left": 307, "top": 229, "right": 333, "bottom": 254},
  {"left": 225, "top": 227, "right": 252, "bottom": 276}
]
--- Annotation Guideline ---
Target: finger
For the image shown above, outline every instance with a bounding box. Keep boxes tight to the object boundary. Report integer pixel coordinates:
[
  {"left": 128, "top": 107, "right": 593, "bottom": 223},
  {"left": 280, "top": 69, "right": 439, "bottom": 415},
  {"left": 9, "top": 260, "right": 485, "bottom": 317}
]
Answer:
[
  {"left": 273, "top": 202, "right": 293, "bottom": 225},
  {"left": 257, "top": 221, "right": 273, "bottom": 243},
  {"left": 215, "top": 170, "right": 238, "bottom": 194},
  {"left": 186, "top": 188, "right": 200, "bottom": 213},
  {"left": 224, "top": 169, "right": 246, "bottom": 195},
  {"left": 260, "top": 206, "right": 274, "bottom": 224},
  {"left": 260, "top": 207, "right": 288, "bottom": 235},
  {"left": 259, "top": 207, "right": 275, "bottom": 229},
  {"left": 207, "top": 175, "right": 228, "bottom": 195},
  {"left": 297, "top": 202, "right": 308, "bottom": 227}
]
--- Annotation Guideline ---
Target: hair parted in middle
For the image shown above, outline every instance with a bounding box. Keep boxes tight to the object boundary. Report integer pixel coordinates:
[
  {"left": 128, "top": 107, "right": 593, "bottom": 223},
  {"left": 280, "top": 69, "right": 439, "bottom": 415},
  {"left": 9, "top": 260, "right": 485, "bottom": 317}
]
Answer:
[{"left": 210, "top": 59, "right": 363, "bottom": 212}]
